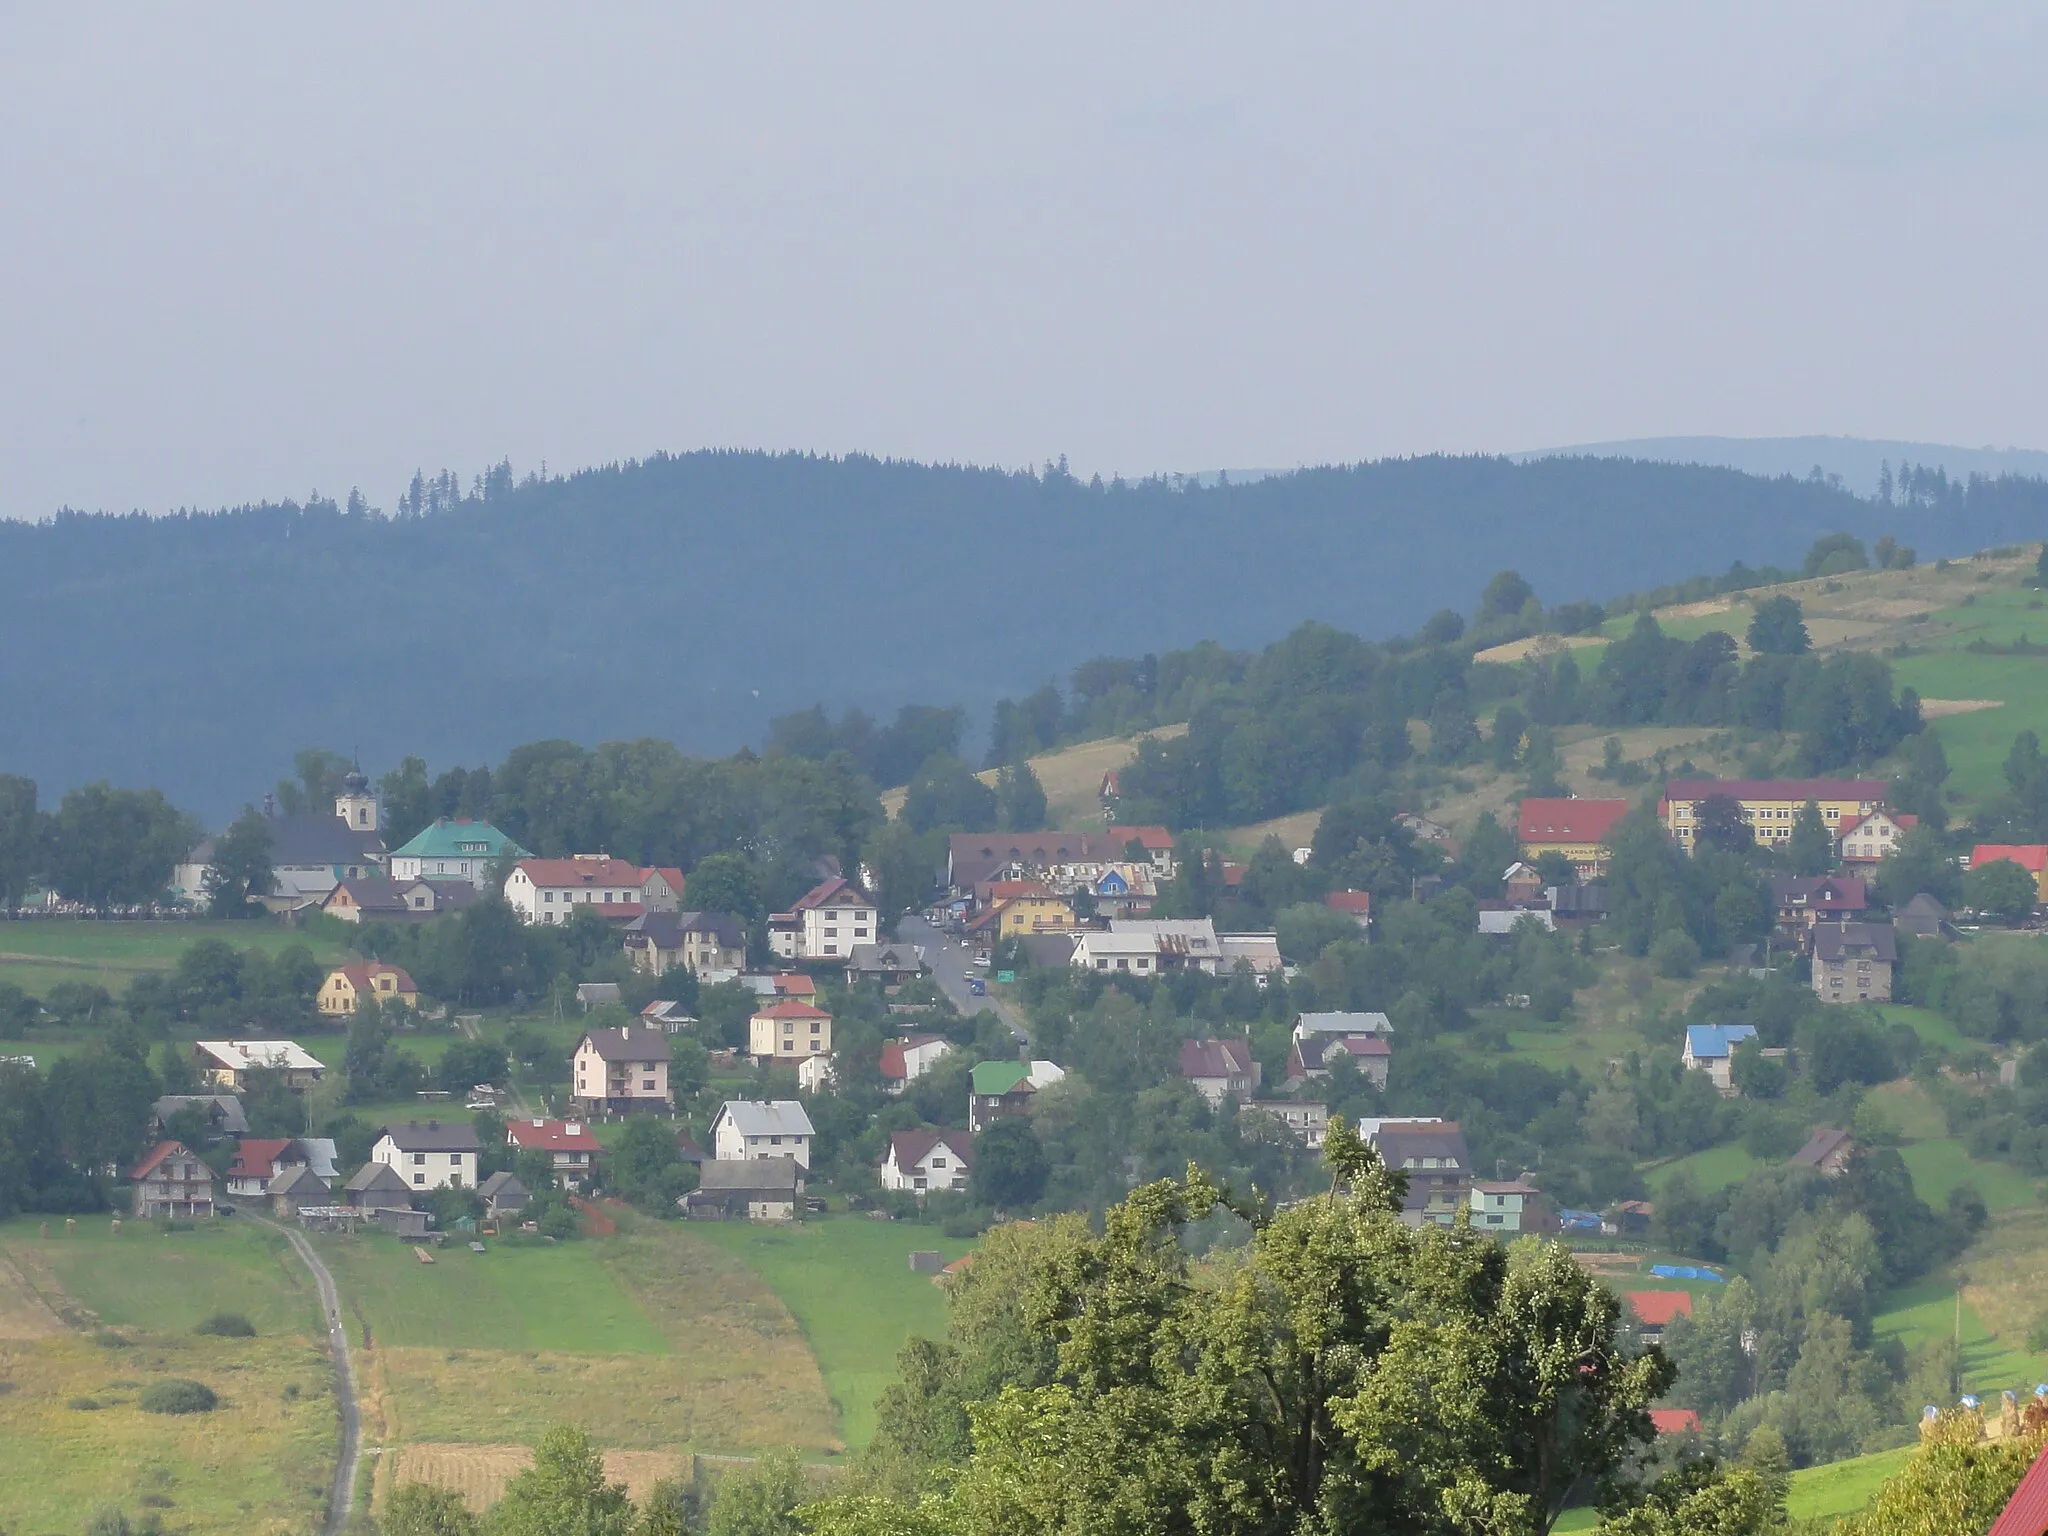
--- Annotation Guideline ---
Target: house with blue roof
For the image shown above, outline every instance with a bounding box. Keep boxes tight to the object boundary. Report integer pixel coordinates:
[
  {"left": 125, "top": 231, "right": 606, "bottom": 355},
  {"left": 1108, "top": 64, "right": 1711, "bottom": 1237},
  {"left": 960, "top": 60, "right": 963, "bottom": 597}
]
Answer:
[
  {"left": 1682, "top": 1024, "right": 1759, "bottom": 1094},
  {"left": 388, "top": 818, "right": 530, "bottom": 888}
]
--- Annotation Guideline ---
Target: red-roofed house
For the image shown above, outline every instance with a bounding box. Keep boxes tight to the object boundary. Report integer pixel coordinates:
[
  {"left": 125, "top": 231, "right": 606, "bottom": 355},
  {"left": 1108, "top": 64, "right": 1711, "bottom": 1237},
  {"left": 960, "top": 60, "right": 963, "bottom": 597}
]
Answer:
[
  {"left": 1989, "top": 1433, "right": 2048, "bottom": 1536},
  {"left": 1837, "top": 809, "right": 1917, "bottom": 866},
  {"left": 317, "top": 962, "right": 419, "bottom": 1017},
  {"left": 879, "top": 1034, "right": 953, "bottom": 1095},
  {"left": 1649, "top": 1409, "right": 1703, "bottom": 1436},
  {"left": 506, "top": 1117, "right": 602, "bottom": 1188},
  {"left": 1971, "top": 845, "right": 2048, "bottom": 904},
  {"left": 1177, "top": 1038, "right": 1260, "bottom": 1107},
  {"left": 1770, "top": 875, "right": 1868, "bottom": 935},
  {"left": 504, "top": 856, "right": 684, "bottom": 925},
  {"left": 748, "top": 1000, "right": 833, "bottom": 1064},
  {"left": 767, "top": 878, "right": 879, "bottom": 961},
  {"left": 880, "top": 1129, "right": 974, "bottom": 1196},
  {"left": 226, "top": 1137, "right": 302, "bottom": 1198},
  {"left": 1626, "top": 1290, "right": 1694, "bottom": 1343},
  {"left": 1325, "top": 890, "right": 1373, "bottom": 930},
  {"left": 1517, "top": 799, "right": 1630, "bottom": 875},
  {"left": 131, "top": 1140, "right": 217, "bottom": 1219}
]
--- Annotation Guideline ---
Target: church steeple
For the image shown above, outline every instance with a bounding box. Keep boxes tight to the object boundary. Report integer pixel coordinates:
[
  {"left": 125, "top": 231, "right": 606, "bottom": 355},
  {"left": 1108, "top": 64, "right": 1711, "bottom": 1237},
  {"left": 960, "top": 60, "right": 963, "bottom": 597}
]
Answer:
[{"left": 335, "top": 763, "right": 378, "bottom": 832}]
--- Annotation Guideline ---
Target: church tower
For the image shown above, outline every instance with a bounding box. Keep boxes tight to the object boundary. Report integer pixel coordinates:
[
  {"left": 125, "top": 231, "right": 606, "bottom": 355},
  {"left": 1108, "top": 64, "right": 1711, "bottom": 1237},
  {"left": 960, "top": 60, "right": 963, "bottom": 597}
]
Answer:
[{"left": 335, "top": 768, "right": 378, "bottom": 832}]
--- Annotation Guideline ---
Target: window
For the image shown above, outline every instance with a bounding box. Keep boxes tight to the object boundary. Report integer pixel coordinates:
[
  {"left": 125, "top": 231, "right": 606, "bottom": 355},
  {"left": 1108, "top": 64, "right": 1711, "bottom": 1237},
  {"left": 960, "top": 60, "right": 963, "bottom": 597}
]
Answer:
[
  {"left": 414, "top": 1173, "right": 426, "bottom": 1185},
  {"left": 545, "top": 891, "right": 555, "bottom": 902},
  {"left": 412, "top": 1152, "right": 426, "bottom": 1165}
]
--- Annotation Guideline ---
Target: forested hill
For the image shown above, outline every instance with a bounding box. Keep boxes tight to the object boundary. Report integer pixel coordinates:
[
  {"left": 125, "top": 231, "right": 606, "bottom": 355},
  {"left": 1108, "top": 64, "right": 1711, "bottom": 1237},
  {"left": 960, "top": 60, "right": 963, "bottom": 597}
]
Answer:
[{"left": 7, "top": 449, "right": 2046, "bottom": 817}]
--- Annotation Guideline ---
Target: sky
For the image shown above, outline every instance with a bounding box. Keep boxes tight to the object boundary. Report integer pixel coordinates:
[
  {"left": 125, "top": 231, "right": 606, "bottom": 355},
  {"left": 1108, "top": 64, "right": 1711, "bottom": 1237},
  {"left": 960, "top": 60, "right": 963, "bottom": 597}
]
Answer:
[{"left": 3, "top": 4, "right": 2045, "bottom": 519}]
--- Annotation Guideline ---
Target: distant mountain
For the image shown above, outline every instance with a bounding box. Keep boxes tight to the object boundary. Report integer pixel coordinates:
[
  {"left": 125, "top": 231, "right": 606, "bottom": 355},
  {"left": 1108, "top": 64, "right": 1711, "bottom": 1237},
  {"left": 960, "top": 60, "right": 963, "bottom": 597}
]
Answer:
[
  {"left": 1514, "top": 435, "right": 2048, "bottom": 497},
  {"left": 4, "top": 449, "right": 2045, "bottom": 819}
]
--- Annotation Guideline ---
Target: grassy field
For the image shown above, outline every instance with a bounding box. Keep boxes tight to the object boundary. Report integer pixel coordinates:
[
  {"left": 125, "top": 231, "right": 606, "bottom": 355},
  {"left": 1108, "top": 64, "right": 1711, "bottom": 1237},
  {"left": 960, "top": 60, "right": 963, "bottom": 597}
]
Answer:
[
  {"left": 0, "top": 918, "right": 348, "bottom": 999},
  {"left": 329, "top": 1218, "right": 840, "bottom": 1457},
  {"left": 1554, "top": 1439, "right": 1920, "bottom": 1532},
  {"left": 878, "top": 724, "right": 1187, "bottom": 830},
  {"left": 0, "top": 1217, "right": 337, "bottom": 1535},
  {"left": 1647, "top": 1142, "right": 1765, "bottom": 1196},
  {"left": 1872, "top": 1271, "right": 2047, "bottom": 1395},
  {"left": 692, "top": 1217, "right": 974, "bottom": 1449},
  {"left": 1898, "top": 1138, "right": 2041, "bottom": 1213}
]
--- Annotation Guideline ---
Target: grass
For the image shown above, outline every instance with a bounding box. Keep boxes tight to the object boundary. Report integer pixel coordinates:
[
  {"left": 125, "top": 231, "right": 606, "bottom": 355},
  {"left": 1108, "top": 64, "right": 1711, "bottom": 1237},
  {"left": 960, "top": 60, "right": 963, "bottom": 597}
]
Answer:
[
  {"left": 0, "top": 918, "right": 347, "bottom": 999},
  {"left": 332, "top": 1218, "right": 840, "bottom": 1456},
  {"left": 692, "top": 1216, "right": 974, "bottom": 1449},
  {"left": 1784, "top": 1443, "right": 1919, "bottom": 1522},
  {"left": 1897, "top": 1137, "right": 2040, "bottom": 1213},
  {"left": 1873, "top": 1272, "right": 2047, "bottom": 1395},
  {"left": 1876, "top": 1004, "right": 1972, "bottom": 1055},
  {"left": 1646, "top": 1142, "right": 1765, "bottom": 1196},
  {"left": 0, "top": 1217, "right": 336, "bottom": 1535}
]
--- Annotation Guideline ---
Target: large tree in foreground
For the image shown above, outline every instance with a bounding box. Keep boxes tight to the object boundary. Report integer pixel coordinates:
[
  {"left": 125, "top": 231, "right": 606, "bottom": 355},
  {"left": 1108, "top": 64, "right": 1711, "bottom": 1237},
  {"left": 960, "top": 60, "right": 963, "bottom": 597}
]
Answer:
[{"left": 811, "top": 1126, "right": 1692, "bottom": 1536}]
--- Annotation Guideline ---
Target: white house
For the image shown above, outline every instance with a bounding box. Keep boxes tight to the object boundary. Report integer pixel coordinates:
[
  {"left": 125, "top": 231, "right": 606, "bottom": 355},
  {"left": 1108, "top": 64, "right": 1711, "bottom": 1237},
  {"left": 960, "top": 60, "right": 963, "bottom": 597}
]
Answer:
[
  {"left": 388, "top": 818, "right": 531, "bottom": 887},
  {"left": 372, "top": 1120, "right": 480, "bottom": 1191},
  {"left": 505, "top": 855, "right": 686, "bottom": 925},
  {"left": 1070, "top": 929, "right": 1165, "bottom": 976},
  {"left": 192, "top": 1040, "right": 326, "bottom": 1090},
  {"left": 767, "top": 878, "right": 879, "bottom": 961},
  {"left": 1837, "top": 808, "right": 1917, "bottom": 867},
  {"left": 1469, "top": 1180, "right": 1539, "bottom": 1234},
  {"left": 710, "top": 1100, "right": 816, "bottom": 1169},
  {"left": 1682, "top": 1025, "right": 1759, "bottom": 1094},
  {"left": 879, "top": 1034, "right": 953, "bottom": 1095},
  {"left": 880, "top": 1129, "right": 975, "bottom": 1196},
  {"left": 1177, "top": 1038, "right": 1260, "bottom": 1107},
  {"left": 1239, "top": 1100, "right": 1329, "bottom": 1149}
]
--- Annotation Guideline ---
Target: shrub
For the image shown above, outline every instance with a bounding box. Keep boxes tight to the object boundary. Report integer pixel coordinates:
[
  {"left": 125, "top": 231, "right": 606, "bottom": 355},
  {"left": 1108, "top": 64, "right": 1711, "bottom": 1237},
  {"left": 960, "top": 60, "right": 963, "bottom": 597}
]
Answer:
[
  {"left": 1650, "top": 929, "right": 1701, "bottom": 980},
  {"left": 139, "top": 1378, "right": 218, "bottom": 1415},
  {"left": 193, "top": 1312, "right": 254, "bottom": 1337},
  {"left": 69, "top": 1396, "right": 103, "bottom": 1410}
]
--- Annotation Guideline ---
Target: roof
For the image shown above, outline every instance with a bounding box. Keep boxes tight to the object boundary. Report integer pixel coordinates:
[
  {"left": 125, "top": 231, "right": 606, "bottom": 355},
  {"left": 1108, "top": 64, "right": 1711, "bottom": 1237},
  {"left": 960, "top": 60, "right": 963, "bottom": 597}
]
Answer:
[
  {"left": 1324, "top": 890, "right": 1373, "bottom": 915},
  {"left": 628, "top": 909, "right": 747, "bottom": 950},
  {"left": 229, "top": 1137, "right": 296, "bottom": 1179},
  {"left": 1790, "top": 1128, "right": 1854, "bottom": 1168},
  {"left": 329, "top": 961, "right": 418, "bottom": 993},
  {"left": 478, "top": 1170, "right": 530, "bottom": 1201},
  {"left": 1769, "top": 875, "right": 1867, "bottom": 912},
  {"left": 377, "top": 1120, "right": 481, "bottom": 1153},
  {"left": 323, "top": 877, "right": 413, "bottom": 914},
  {"left": 1296, "top": 1011, "right": 1394, "bottom": 1037},
  {"left": 695, "top": 1156, "right": 803, "bottom": 1194},
  {"left": 296, "top": 1138, "right": 339, "bottom": 1180},
  {"left": 1649, "top": 1409, "right": 1703, "bottom": 1436},
  {"left": 1684, "top": 1024, "right": 1758, "bottom": 1061},
  {"left": 751, "top": 1000, "right": 831, "bottom": 1021},
  {"left": 1972, "top": 844, "right": 2048, "bottom": 874},
  {"left": 971, "top": 1060, "right": 1034, "bottom": 1096},
  {"left": 391, "top": 817, "right": 529, "bottom": 861},
  {"left": 193, "top": 1039, "right": 325, "bottom": 1073},
  {"left": 715, "top": 1100, "right": 816, "bottom": 1140},
  {"left": 1812, "top": 920, "right": 1898, "bottom": 963},
  {"left": 1517, "top": 798, "right": 1630, "bottom": 844},
  {"left": 1178, "top": 1038, "right": 1255, "bottom": 1081},
  {"left": 887, "top": 1129, "right": 975, "bottom": 1172},
  {"left": 1900, "top": 892, "right": 1950, "bottom": 918},
  {"left": 1988, "top": 1433, "right": 2048, "bottom": 1536},
  {"left": 846, "top": 942, "right": 924, "bottom": 973},
  {"left": 986, "top": 879, "right": 1055, "bottom": 901},
  {"left": 1109, "top": 825, "right": 1175, "bottom": 850},
  {"left": 263, "top": 810, "right": 385, "bottom": 867},
  {"left": 793, "top": 876, "right": 875, "bottom": 911},
  {"left": 1626, "top": 1291, "right": 1694, "bottom": 1327},
  {"left": 1836, "top": 810, "right": 1916, "bottom": 838},
  {"left": 1366, "top": 1120, "right": 1469, "bottom": 1165},
  {"left": 153, "top": 1093, "right": 248, "bottom": 1135},
  {"left": 130, "top": 1140, "right": 198, "bottom": 1180},
  {"left": 1474, "top": 1180, "right": 1538, "bottom": 1194},
  {"left": 879, "top": 1034, "right": 948, "bottom": 1081},
  {"left": 268, "top": 1164, "right": 327, "bottom": 1196},
  {"left": 1663, "top": 778, "right": 1890, "bottom": 804},
  {"left": 344, "top": 1162, "right": 414, "bottom": 1194},
  {"left": 506, "top": 1119, "right": 602, "bottom": 1153},
  {"left": 515, "top": 855, "right": 666, "bottom": 889},
  {"left": 577, "top": 1026, "right": 669, "bottom": 1063}
]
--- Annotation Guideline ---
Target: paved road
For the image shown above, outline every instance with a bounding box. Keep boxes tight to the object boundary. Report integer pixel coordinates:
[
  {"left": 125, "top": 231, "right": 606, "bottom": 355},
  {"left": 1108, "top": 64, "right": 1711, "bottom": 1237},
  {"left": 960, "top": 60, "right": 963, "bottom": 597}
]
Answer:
[
  {"left": 898, "top": 915, "right": 1030, "bottom": 1043},
  {"left": 271, "top": 1221, "right": 361, "bottom": 1536}
]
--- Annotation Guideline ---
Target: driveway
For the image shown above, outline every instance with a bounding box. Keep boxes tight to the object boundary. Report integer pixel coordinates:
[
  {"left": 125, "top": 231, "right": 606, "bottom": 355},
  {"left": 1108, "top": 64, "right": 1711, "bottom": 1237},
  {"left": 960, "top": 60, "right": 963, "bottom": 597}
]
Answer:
[
  {"left": 271, "top": 1221, "right": 361, "bottom": 1536},
  {"left": 898, "top": 914, "right": 1030, "bottom": 1044}
]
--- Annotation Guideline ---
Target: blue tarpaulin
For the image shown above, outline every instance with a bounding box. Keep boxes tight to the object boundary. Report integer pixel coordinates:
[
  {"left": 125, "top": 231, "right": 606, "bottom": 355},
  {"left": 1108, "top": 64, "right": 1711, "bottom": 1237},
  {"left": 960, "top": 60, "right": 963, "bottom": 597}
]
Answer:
[
  {"left": 1558, "top": 1209, "right": 1602, "bottom": 1230},
  {"left": 1650, "top": 1264, "right": 1725, "bottom": 1282}
]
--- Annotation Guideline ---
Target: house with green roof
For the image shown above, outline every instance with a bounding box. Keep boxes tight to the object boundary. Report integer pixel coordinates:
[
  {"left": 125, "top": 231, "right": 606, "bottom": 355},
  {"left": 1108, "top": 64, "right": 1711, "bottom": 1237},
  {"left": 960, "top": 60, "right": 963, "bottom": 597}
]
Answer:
[
  {"left": 968, "top": 1058, "right": 1065, "bottom": 1133},
  {"left": 388, "top": 818, "right": 530, "bottom": 889}
]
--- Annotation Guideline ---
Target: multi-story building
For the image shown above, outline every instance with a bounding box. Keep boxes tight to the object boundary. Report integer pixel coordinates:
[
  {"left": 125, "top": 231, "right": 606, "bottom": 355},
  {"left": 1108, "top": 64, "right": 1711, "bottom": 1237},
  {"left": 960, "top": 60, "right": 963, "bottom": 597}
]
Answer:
[
  {"left": 130, "top": 1140, "right": 217, "bottom": 1219},
  {"left": 747, "top": 1000, "right": 833, "bottom": 1065},
  {"left": 388, "top": 817, "right": 531, "bottom": 887},
  {"left": 505, "top": 856, "right": 686, "bottom": 925},
  {"left": 710, "top": 1100, "right": 816, "bottom": 1169},
  {"left": 1837, "top": 809, "right": 1917, "bottom": 867},
  {"left": 504, "top": 1118, "right": 602, "bottom": 1190},
  {"left": 1660, "top": 779, "right": 1889, "bottom": 853},
  {"left": 1811, "top": 920, "right": 1897, "bottom": 1005},
  {"left": 1362, "top": 1118, "right": 1473, "bottom": 1227},
  {"left": 570, "top": 1026, "right": 672, "bottom": 1115},
  {"left": 623, "top": 910, "right": 748, "bottom": 977},
  {"left": 372, "top": 1120, "right": 480, "bottom": 1191},
  {"left": 880, "top": 1130, "right": 974, "bottom": 1196},
  {"left": 767, "top": 878, "right": 879, "bottom": 961},
  {"left": 1517, "top": 798, "right": 1630, "bottom": 875}
]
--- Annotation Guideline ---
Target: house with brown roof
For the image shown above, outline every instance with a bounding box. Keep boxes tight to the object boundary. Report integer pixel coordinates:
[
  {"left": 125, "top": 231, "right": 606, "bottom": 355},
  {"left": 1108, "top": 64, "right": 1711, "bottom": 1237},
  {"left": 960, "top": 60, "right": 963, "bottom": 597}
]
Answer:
[
  {"left": 1836, "top": 808, "right": 1917, "bottom": 867},
  {"left": 1362, "top": 1118, "right": 1471, "bottom": 1226},
  {"left": 1789, "top": 1127, "right": 1854, "bottom": 1176},
  {"left": 1770, "top": 875, "right": 1868, "bottom": 942},
  {"left": 571, "top": 1026, "right": 672, "bottom": 1115},
  {"left": 506, "top": 1118, "right": 602, "bottom": 1189},
  {"left": 748, "top": 1000, "right": 833, "bottom": 1065},
  {"left": 1177, "top": 1038, "right": 1260, "bottom": 1107},
  {"left": 1811, "top": 920, "right": 1896, "bottom": 1004},
  {"left": 767, "top": 877, "right": 879, "bottom": 961},
  {"left": 880, "top": 1129, "right": 974, "bottom": 1196},
  {"left": 1517, "top": 798, "right": 1630, "bottom": 875},
  {"left": 624, "top": 910, "right": 747, "bottom": 978},
  {"left": 268, "top": 1163, "right": 330, "bottom": 1216},
  {"left": 131, "top": 1140, "right": 217, "bottom": 1219},
  {"left": 504, "top": 855, "right": 686, "bottom": 925},
  {"left": 317, "top": 962, "right": 419, "bottom": 1017}
]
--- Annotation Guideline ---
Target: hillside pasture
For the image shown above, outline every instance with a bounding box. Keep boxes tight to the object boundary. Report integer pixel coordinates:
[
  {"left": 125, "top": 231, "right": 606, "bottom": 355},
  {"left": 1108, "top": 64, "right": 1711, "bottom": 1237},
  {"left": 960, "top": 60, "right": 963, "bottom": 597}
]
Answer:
[{"left": 0, "top": 918, "right": 346, "bottom": 1000}]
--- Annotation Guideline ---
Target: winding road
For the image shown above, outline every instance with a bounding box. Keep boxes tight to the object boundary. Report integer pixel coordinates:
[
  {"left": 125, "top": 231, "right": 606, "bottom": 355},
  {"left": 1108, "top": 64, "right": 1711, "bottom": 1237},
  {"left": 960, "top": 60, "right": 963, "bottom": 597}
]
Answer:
[{"left": 272, "top": 1221, "right": 361, "bottom": 1536}]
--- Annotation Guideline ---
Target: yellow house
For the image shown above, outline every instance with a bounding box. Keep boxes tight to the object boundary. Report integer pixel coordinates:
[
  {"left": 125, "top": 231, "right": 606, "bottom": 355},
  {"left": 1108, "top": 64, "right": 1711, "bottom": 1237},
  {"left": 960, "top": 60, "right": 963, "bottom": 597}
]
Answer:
[
  {"left": 995, "top": 894, "right": 1078, "bottom": 936},
  {"left": 748, "top": 1000, "right": 833, "bottom": 1063},
  {"left": 1660, "top": 779, "right": 1889, "bottom": 853},
  {"left": 1517, "top": 798, "right": 1630, "bottom": 875},
  {"left": 318, "top": 963, "right": 420, "bottom": 1017}
]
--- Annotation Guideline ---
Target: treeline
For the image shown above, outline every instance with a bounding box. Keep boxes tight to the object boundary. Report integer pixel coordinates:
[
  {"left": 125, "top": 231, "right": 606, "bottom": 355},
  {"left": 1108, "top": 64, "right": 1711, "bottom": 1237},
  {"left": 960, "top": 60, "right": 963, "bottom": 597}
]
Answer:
[{"left": 0, "top": 776, "right": 194, "bottom": 912}]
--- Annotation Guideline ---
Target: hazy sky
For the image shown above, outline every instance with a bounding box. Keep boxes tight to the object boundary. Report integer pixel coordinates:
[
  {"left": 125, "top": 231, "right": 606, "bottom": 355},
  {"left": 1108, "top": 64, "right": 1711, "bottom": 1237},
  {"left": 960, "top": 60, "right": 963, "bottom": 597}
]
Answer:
[{"left": 3, "top": 5, "right": 2044, "bottom": 518}]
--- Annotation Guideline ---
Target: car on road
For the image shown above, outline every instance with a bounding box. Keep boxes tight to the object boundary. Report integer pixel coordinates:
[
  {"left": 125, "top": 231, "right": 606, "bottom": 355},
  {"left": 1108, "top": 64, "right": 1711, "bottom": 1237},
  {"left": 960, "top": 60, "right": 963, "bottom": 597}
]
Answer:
[{"left": 968, "top": 977, "right": 987, "bottom": 996}]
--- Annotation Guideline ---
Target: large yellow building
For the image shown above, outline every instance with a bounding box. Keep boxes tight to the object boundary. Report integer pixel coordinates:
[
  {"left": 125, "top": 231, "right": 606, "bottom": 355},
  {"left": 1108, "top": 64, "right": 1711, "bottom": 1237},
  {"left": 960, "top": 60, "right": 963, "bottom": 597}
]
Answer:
[
  {"left": 1660, "top": 779, "right": 1889, "bottom": 853},
  {"left": 1517, "top": 798, "right": 1630, "bottom": 874}
]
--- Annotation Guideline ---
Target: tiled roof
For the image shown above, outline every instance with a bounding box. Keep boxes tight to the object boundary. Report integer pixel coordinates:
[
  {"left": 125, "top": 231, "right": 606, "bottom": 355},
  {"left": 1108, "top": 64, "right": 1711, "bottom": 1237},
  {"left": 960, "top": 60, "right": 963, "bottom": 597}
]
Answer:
[
  {"left": 264, "top": 811, "right": 385, "bottom": 867},
  {"left": 1972, "top": 844, "right": 2048, "bottom": 873},
  {"left": 1789, "top": 1128, "right": 1853, "bottom": 1168},
  {"left": 1324, "top": 890, "right": 1373, "bottom": 915},
  {"left": 390, "top": 818, "right": 530, "bottom": 861},
  {"left": 330, "top": 962, "right": 417, "bottom": 993},
  {"left": 887, "top": 1129, "right": 975, "bottom": 1172},
  {"left": 1650, "top": 1409, "right": 1703, "bottom": 1435},
  {"left": 515, "top": 856, "right": 659, "bottom": 889},
  {"left": 1769, "top": 876, "right": 1867, "bottom": 912},
  {"left": 794, "top": 877, "right": 874, "bottom": 911},
  {"left": 229, "top": 1138, "right": 296, "bottom": 1179},
  {"left": 1178, "top": 1038, "right": 1255, "bottom": 1081},
  {"left": 1812, "top": 921, "right": 1898, "bottom": 963},
  {"left": 577, "top": 1026, "right": 669, "bottom": 1062},
  {"left": 751, "top": 1000, "right": 831, "bottom": 1020},
  {"left": 378, "top": 1120, "right": 481, "bottom": 1152},
  {"left": 715, "top": 1100, "right": 816, "bottom": 1140},
  {"left": 1626, "top": 1291, "right": 1694, "bottom": 1328},
  {"left": 506, "top": 1119, "right": 602, "bottom": 1153},
  {"left": 129, "top": 1140, "right": 195, "bottom": 1180},
  {"left": 1517, "top": 798, "right": 1630, "bottom": 843}
]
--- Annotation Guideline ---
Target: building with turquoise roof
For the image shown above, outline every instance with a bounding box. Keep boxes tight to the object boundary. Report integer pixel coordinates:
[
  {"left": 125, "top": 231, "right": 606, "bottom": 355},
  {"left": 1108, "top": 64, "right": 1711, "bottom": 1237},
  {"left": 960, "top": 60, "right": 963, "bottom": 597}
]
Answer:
[{"left": 388, "top": 818, "right": 530, "bottom": 888}]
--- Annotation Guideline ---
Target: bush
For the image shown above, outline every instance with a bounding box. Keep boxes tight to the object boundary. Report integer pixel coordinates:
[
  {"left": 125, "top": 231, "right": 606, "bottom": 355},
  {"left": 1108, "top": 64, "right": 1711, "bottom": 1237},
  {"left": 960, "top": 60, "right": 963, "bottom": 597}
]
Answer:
[
  {"left": 139, "top": 1378, "right": 218, "bottom": 1415},
  {"left": 193, "top": 1312, "right": 254, "bottom": 1337},
  {"left": 1651, "top": 929, "right": 1701, "bottom": 980},
  {"left": 68, "top": 1396, "right": 103, "bottom": 1410}
]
